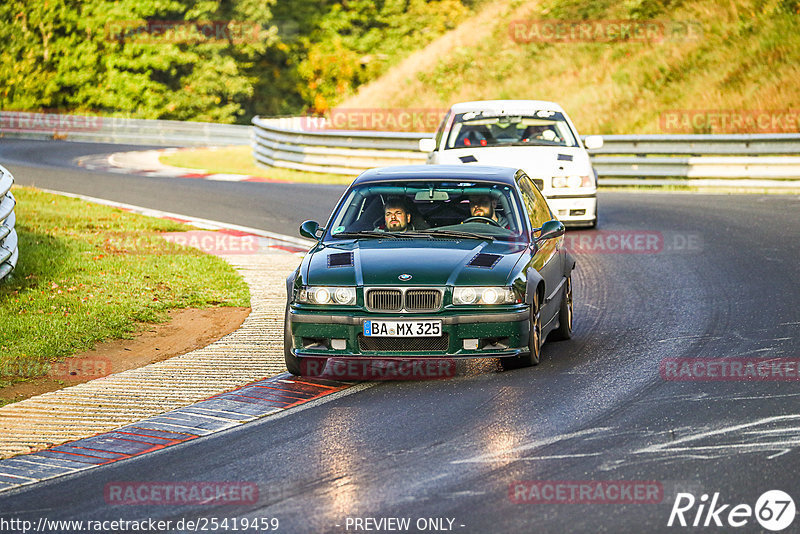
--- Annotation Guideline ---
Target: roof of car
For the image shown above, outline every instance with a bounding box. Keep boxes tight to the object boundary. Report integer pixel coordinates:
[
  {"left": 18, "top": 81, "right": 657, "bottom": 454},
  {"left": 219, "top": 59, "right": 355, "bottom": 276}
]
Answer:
[
  {"left": 352, "top": 165, "right": 520, "bottom": 186},
  {"left": 447, "top": 100, "right": 566, "bottom": 114}
]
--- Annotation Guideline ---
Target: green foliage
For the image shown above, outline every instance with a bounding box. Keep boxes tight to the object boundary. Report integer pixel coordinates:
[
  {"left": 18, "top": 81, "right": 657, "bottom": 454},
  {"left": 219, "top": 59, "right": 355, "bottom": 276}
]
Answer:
[
  {"left": 0, "top": 0, "right": 276, "bottom": 122},
  {"left": 290, "top": 0, "right": 472, "bottom": 111},
  {"left": 0, "top": 0, "right": 478, "bottom": 121}
]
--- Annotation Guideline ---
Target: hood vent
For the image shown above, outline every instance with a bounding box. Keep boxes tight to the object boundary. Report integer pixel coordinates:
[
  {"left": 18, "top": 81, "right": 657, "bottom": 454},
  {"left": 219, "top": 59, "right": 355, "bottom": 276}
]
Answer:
[
  {"left": 459, "top": 155, "right": 478, "bottom": 163},
  {"left": 467, "top": 253, "right": 502, "bottom": 269},
  {"left": 327, "top": 252, "right": 353, "bottom": 268},
  {"left": 557, "top": 153, "right": 573, "bottom": 161}
]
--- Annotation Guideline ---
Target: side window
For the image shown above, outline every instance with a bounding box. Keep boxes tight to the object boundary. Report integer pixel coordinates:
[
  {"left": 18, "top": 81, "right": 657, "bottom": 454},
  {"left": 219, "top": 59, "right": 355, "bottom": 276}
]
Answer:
[{"left": 517, "top": 175, "right": 552, "bottom": 228}]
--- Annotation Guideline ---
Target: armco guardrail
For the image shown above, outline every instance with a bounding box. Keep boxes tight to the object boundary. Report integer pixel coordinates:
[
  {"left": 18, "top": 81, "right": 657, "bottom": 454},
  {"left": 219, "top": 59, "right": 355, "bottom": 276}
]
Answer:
[
  {"left": 0, "top": 164, "right": 18, "bottom": 281},
  {"left": 252, "top": 117, "right": 800, "bottom": 188},
  {"left": 0, "top": 111, "right": 250, "bottom": 147},
  {"left": 252, "top": 117, "right": 427, "bottom": 175},
  {"left": 591, "top": 134, "right": 800, "bottom": 188}
]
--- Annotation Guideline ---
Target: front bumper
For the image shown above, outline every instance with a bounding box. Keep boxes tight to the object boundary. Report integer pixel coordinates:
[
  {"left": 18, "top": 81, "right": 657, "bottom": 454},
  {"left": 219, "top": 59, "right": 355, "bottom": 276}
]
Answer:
[
  {"left": 543, "top": 195, "right": 597, "bottom": 226},
  {"left": 288, "top": 308, "right": 530, "bottom": 359}
]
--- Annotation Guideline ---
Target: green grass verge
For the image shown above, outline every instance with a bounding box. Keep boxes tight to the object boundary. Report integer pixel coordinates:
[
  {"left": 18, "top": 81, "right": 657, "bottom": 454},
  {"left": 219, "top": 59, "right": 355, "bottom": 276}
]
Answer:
[
  {"left": 160, "top": 146, "right": 354, "bottom": 185},
  {"left": 0, "top": 187, "right": 250, "bottom": 399}
]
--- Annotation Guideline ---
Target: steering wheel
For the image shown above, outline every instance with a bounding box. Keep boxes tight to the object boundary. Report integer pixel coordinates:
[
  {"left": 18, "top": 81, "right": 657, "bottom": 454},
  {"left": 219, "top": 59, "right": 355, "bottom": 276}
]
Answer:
[{"left": 462, "top": 216, "right": 502, "bottom": 227}]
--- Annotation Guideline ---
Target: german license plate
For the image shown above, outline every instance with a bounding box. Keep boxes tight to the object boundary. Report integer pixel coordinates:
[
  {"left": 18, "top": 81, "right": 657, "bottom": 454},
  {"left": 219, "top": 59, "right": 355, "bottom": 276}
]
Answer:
[{"left": 363, "top": 320, "right": 442, "bottom": 337}]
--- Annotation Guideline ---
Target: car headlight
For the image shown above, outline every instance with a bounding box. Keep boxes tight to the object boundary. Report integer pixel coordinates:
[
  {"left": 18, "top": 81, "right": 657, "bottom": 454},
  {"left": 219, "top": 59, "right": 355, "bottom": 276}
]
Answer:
[
  {"left": 552, "top": 175, "right": 592, "bottom": 188},
  {"left": 453, "top": 287, "right": 518, "bottom": 305},
  {"left": 297, "top": 286, "right": 356, "bottom": 305}
]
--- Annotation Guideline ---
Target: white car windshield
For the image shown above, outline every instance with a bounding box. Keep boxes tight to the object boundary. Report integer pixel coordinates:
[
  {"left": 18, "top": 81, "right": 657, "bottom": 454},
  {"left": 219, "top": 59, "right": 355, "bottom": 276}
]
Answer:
[{"left": 445, "top": 110, "right": 578, "bottom": 149}]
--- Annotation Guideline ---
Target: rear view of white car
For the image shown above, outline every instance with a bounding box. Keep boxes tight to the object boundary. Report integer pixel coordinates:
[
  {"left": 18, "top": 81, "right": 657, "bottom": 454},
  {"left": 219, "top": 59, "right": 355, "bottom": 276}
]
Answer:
[{"left": 420, "top": 100, "right": 602, "bottom": 228}]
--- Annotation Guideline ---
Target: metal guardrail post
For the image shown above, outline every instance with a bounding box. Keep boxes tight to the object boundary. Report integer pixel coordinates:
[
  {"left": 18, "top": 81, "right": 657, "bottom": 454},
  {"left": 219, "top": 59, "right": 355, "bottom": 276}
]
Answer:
[{"left": 0, "top": 164, "right": 18, "bottom": 281}]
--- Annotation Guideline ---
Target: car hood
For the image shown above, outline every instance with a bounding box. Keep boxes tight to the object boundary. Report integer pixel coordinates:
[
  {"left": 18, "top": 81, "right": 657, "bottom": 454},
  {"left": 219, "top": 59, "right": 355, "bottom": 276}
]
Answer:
[
  {"left": 304, "top": 239, "right": 528, "bottom": 287},
  {"left": 435, "top": 146, "right": 593, "bottom": 176}
]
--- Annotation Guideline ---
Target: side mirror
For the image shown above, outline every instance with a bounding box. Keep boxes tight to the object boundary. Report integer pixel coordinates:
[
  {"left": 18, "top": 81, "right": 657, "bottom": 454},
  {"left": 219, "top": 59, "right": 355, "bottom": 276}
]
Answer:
[
  {"left": 583, "top": 135, "right": 603, "bottom": 150},
  {"left": 536, "top": 220, "right": 565, "bottom": 242},
  {"left": 300, "top": 220, "right": 323, "bottom": 240},
  {"left": 419, "top": 138, "right": 436, "bottom": 152}
]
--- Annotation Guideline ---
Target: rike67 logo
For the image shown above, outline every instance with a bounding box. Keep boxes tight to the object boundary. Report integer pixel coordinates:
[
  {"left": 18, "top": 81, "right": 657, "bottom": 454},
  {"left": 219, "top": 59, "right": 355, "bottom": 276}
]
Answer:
[{"left": 668, "top": 490, "right": 795, "bottom": 531}]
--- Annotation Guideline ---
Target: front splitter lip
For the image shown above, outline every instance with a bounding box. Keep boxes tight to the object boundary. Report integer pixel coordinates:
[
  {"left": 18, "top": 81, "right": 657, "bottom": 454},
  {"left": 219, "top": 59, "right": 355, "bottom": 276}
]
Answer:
[
  {"left": 289, "top": 309, "right": 529, "bottom": 325},
  {"left": 293, "top": 349, "right": 529, "bottom": 359}
]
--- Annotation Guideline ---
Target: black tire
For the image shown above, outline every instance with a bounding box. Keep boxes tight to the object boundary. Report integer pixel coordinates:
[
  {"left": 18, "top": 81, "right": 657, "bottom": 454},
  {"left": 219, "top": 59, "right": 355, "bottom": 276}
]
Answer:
[
  {"left": 284, "top": 305, "right": 303, "bottom": 375},
  {"left": 550, "top": 276, "right": 573, "bottom": 341},
  {"left": 501, "top": 293, "right": 541, "bottom": 370}
]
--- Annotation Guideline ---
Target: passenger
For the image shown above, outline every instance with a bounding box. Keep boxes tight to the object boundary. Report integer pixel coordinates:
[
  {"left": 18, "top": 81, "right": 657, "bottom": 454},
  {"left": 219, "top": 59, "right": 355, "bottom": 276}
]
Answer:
[{"left": 522, "top": 125, "right": 558, "bottom": 142}]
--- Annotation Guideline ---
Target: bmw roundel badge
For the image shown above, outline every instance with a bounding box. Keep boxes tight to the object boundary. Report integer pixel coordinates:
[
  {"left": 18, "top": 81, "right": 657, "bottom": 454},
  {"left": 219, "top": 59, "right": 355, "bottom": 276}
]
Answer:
[{"left": 398, "top": 273, "right": 413, "bottom": 281}]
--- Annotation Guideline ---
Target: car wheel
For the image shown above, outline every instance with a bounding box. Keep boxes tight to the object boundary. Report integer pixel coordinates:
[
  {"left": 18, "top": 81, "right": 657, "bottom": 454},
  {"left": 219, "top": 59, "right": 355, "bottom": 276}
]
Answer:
[
  {"left": 550, "top": 276, "right": 573, "bottom": 341},
  {"left": 284, "top": 305, "right": 303, "bottom": 375},
  {"left": 501, "top": 294, "right": 541, "bottom": 370}
]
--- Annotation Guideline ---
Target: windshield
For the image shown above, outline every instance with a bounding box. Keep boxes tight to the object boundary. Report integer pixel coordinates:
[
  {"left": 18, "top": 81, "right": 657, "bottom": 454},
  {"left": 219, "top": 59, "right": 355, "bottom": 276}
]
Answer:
[
  {"left": 324, "top": 180, "right": 527, "bottom": 241},
  {"left": 445, "top": 110, "right": 578, "bottom": 149}
]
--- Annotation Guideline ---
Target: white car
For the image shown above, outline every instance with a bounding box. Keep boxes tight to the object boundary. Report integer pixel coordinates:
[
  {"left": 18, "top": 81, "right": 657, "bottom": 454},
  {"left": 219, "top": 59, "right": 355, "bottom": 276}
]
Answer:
[{"left": 420, "top": 100, "right": 602, "bottom": 228}]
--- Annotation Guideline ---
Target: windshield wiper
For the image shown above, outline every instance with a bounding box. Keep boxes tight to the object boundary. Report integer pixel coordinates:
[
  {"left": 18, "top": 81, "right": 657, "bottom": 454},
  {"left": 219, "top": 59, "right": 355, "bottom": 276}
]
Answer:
[
  {"left": 418, "top": 229, "right": 495, "bottom": 241},
  {"left": 332, "top": 231, "right": 402, "bottom": 239},
  {"left": 507, "top": 141, "right": 562, "bottom": 147}
]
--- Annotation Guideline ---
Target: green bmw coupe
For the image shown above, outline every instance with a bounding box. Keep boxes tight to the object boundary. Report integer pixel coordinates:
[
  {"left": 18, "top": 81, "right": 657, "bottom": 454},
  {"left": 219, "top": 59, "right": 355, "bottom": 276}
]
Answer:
[{"left": 284, "top": 165, "right": 575, "bottom": 375}]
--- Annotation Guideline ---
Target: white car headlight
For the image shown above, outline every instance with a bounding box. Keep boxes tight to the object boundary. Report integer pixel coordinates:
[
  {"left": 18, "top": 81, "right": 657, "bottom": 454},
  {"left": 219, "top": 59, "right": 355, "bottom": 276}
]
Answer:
[
  {"left": 297, "top": 286, "right": 356, "bottom": 305},
  {"left": 453, "top": 287, "right": 518, "bottom": 305},
  {"left": 552, "top": 175, "right": 592, "bottom": 188}
]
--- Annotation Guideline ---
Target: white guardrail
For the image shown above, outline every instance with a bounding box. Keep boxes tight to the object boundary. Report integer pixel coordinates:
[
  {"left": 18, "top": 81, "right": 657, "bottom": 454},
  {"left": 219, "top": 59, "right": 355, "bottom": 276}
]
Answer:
[
  {"left": 252, "top": 117, "right": 800, "bottom": 189},
  {"left": 0, "top": 111, "right": 251, "bottom": 146},
  {"left": 0, "top": 164, "right": 18, "bottom": 281},
  {"left": 1, "top": 111, "right": 797, "bottom": 187}
]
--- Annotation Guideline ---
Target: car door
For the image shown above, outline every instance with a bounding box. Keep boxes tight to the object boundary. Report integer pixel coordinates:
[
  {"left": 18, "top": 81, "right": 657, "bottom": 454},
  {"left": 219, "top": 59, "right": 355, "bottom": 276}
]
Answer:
[{"left": 517, "top": 173, "right": 564, "bottom": 326}]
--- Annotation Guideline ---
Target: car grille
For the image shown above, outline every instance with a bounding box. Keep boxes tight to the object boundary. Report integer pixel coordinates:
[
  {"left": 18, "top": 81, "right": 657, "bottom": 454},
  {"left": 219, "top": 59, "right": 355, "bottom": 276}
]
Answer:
[
  {"left": 358, "top": 334, "right": 449, "bottom": 352},
  {"left": 365, "top": 288, "right": 443, "bottom": 312},
  {"left": 404, "top": 290, "right": 442, "bottom": 312},
  {"left": 366, "top": 289, "right": 402, "bottom": 311}
]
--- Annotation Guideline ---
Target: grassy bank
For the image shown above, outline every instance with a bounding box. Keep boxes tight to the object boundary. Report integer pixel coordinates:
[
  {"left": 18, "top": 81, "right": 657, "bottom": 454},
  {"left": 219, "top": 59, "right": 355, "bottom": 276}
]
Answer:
[
  {"left": 339, "top": 0, "right": 800, "bottom": 135},
  {"left": 160, "top": 146, "right": 354, "bottom": 185},
  {"left": 0, "top": 187, "right": 250, "bottom": 399}
]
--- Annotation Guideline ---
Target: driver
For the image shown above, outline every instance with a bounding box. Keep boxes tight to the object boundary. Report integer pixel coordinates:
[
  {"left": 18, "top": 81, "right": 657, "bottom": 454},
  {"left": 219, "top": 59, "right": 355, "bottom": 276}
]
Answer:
[
  {"left": 381, "top": 197, "right": 412, "bottom": 232},
  {"left": 466, "top": 194, "right": 509, "bottom": 228}
]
